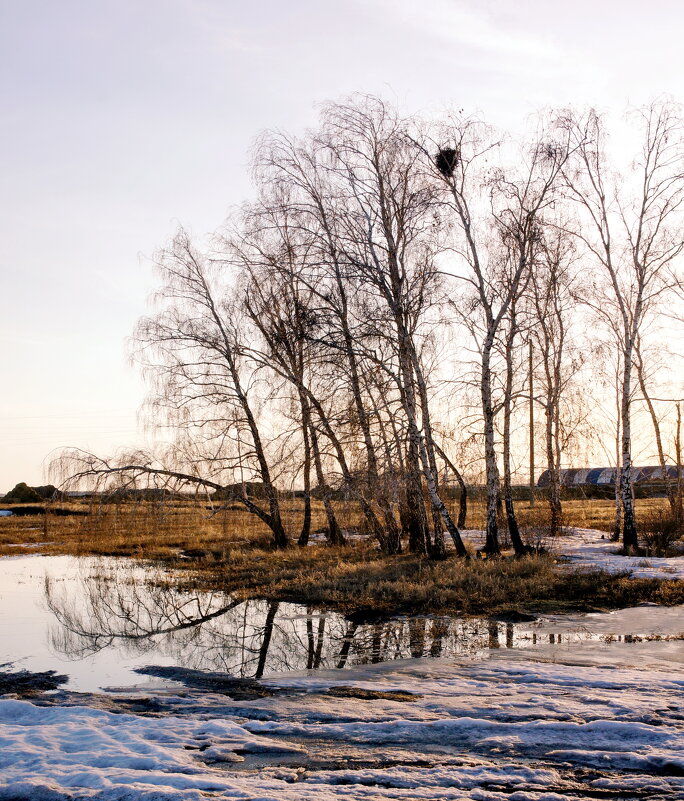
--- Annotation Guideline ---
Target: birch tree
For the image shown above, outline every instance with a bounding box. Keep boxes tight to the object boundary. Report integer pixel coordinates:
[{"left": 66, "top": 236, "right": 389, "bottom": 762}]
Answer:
[
  {"left": 528, "top": 227, "right": 584, "bottom": 537},
  {"left": 433, "top": 115, "right": 571, "bottom": 553},
  {"left": 561, "top": 100, "right": 684, "bottom": 551}
]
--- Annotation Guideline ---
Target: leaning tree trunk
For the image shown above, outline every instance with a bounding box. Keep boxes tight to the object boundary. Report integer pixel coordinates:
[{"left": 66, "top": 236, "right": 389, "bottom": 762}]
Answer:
[
  {"left": 395, "top": 333, "right": 430, "bottom": 555},
  {"left": 433, "top": 442, "right": 468, "bottom": 529},
  {"left": 337, "top": 278, "right": 401, "bottom": 553},
  {"left": 545, "top": 403, "right": 563, "bottom": 539},
  {"left": 232, "top": 385, "right": 288, "bottom": 547},
  {"left": 456, "top": 474, "right": 468, "bottom": 530},
  {"left": 206, "top": 278, "right": 289, "bottom": 548},
  {"left": 374, "top": 401, "right": 405, "bottom": 554},
  {"left": 308, "top": 417, "right": 345, "bottom": 546},
  {"left": 412, "top": 391, "right": 468, "bottom": 558},
  {"left": 411, "top": 348, "right": 447, "bottom": 557},
  {"left": 636, "top": 355, "right": 676, "bottom": 514},
  {"left": 304, "top": 386, "right": 390, "bottom": 551},
  {"left": 502, "top": 425, "right": 525, "bottom": 554},
  {"left": 396, "top": 319, "right": 468, "bottom": 557},
  {"left": 386, "top": 406, "right": 423, "bottom": 552}
]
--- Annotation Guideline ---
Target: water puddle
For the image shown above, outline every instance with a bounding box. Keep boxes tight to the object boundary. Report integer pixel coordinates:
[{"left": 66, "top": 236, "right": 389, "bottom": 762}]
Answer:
[{"left": 1, "top": 554, "right": 683, "bottom": 693}]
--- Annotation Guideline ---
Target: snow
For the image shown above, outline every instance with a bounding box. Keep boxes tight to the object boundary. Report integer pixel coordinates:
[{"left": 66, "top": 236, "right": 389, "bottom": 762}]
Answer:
[
  {"left": 6, "top": 541, "right": 55, "bottom": 548},
  {"left": 0, "top": 698, "right": 304, "bottom": 800},
  {"left": 461, "top": 525, "right": 684, "bottom": 580},
  {"left": 2, "top": 652, "right": 684, "bottom": 799},
  {"left": 558, "top": 527, "right": 684, "bottom": 579}
]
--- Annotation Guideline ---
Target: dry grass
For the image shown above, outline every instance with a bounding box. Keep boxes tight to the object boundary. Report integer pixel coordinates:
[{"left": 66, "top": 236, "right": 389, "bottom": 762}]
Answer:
[
  {"left": 0, "top": 498, "right": 360, "bottom": 558},
  {"left": 182, "top": 544, "right": 684, "bottom": 616},
  {"left": 0, "top": 496, "right": 669, "bottom": 559},
  {"left": 1, "top": 496, "right": 682, "bottom": 616},
  {"left": 446, "top": 496, "right": 673, "bottom": 533}
]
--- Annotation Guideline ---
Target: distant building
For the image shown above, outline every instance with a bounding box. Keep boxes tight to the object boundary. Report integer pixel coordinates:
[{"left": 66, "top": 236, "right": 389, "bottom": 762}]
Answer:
[{"left": 537, "top": 466, "right": 680, "bottom": 487}]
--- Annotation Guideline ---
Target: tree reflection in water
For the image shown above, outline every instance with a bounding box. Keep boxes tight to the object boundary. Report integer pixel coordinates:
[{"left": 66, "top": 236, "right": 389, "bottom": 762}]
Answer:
[{"left": 44, "top": 560, "right": 576, "bottom": 679}]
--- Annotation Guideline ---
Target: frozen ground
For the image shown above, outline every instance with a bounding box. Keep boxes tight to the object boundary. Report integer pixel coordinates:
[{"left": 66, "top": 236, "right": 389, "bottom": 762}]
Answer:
[
  {"left": 461, "top": 526, "right": 684, "bottom": 580},
  {"left": 1, "top": 641, "right": 684, "bottom": 800},
  {"left": 557, "top": 527, "right": 684, "bottom": 580}
]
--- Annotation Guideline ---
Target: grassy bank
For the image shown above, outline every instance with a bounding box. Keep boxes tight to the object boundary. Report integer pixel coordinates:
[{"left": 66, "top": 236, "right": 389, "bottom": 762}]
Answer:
[
  {"left": 1, "top": 498, "right": 682, "bottom": 617},
  {"left": 175, "top": 543, "right": 684, "bottom": 617}
]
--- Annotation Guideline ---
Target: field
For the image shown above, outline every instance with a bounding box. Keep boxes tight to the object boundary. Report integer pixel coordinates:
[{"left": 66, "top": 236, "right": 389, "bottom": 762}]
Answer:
[{"left": 0, "top": 495, "right": 672, "bottom": 555}]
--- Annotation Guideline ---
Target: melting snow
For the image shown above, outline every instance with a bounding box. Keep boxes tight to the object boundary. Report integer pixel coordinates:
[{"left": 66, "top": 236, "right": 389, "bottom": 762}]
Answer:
[
  {"left": 559, "top": 528, "right": 684, "bottom": 579},
  {"left": 1, "top": 653, "right": 684, "bottom": 799}
]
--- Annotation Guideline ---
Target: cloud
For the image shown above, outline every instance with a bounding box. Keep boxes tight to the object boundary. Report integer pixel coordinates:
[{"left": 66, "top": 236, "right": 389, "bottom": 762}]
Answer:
[
  {"left": 367, "top": 0, "right": 559, "bottom": 62},
  {"left": 177, "top": 0, "right": 268, "bottom": 56}
]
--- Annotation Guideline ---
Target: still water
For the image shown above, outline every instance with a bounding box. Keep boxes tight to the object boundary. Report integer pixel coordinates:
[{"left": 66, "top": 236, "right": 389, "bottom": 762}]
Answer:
[{"left": 1, "top": 554, "right": 683, "bottom": 693}]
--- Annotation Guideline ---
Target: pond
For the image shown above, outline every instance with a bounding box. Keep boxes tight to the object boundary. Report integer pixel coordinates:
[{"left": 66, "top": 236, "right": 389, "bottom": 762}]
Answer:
[{"left": 1, "top": 554, "right": 683, "bottom": 693}]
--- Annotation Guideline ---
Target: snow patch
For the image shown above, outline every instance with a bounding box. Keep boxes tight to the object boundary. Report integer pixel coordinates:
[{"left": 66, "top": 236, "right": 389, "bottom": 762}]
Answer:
[
  {"left": 2, "top": 655, "right": 684, "bottom": 799},
  {"left": 558, "top": 527, "right": 684, "bottom": 579}
]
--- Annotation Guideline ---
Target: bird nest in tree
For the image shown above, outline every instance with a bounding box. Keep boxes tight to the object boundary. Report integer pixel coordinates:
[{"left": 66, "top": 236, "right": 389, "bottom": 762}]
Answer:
[{"left": 435, "top": 147, "right": 459, "bottom": 177}]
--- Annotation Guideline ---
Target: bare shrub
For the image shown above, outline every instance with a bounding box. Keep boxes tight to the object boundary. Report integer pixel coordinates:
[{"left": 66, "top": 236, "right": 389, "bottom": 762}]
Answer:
[{"left": 639, "top": 509, "right": 684, "bottom": 557}]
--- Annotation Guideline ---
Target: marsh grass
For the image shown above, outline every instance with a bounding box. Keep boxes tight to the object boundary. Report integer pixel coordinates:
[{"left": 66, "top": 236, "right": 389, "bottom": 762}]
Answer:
[
  {"left": 0, "top": 496, "right": 672, "bottom": 557},
  {"left": 186, "top": 544, "right": 684, "bottom": 615},
  {"left": 638, "top": 508, "right": 684, "bottom": 557},
  {"left": 1, "top": 496, "right": 682, "bottom": 616}
]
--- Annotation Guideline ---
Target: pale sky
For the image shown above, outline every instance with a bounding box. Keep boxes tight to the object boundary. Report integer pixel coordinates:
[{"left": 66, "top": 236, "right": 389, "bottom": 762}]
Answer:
[{"left": 2, "top": 0, "right": 684, "bottom": 491}]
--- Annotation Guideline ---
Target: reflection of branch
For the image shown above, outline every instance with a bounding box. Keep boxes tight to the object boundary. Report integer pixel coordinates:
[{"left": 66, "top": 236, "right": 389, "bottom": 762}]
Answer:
[
  {"left": 45, "top": 567, "right": 243, "bottom": 659},
  {"left": 53, "top": 596, "right": 243, "bottom": 651},
  {"left": 45, "top": 564, "right": 347, "bottom": 677},
  {"left": 44, "top": 561, "right": 538, "bottom": 676}
]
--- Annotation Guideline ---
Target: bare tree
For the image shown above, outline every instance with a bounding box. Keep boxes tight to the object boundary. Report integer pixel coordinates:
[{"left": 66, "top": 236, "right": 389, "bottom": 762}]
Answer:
[
  {"left": 528, "top": 227, "right": 584, "bottom": 537},
  {"left": 56, "top": 230, "right": 291, "bottom": 548},
  {"left": 561, "top": 100, "right": 684, "bottom": 551},
  {"left": 51, "top": 95, "right": 684, "bottom": 568},
  {"left": 498, "top": 282, "right": 529, "bottom": 554},
  {"left": 316, "top": 97, "right": 468, "bottom": 556},
  {"left": 432, "top": 114, "right": 572, "bottom": 553},
  {"left": 633, "top": 336, "right": 677, "bottom": 515}
]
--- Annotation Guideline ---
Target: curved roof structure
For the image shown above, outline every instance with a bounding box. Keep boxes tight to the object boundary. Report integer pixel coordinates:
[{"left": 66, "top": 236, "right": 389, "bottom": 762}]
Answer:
[{"left": 537, "top": 466, "right": 681, "bottom": 487}]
